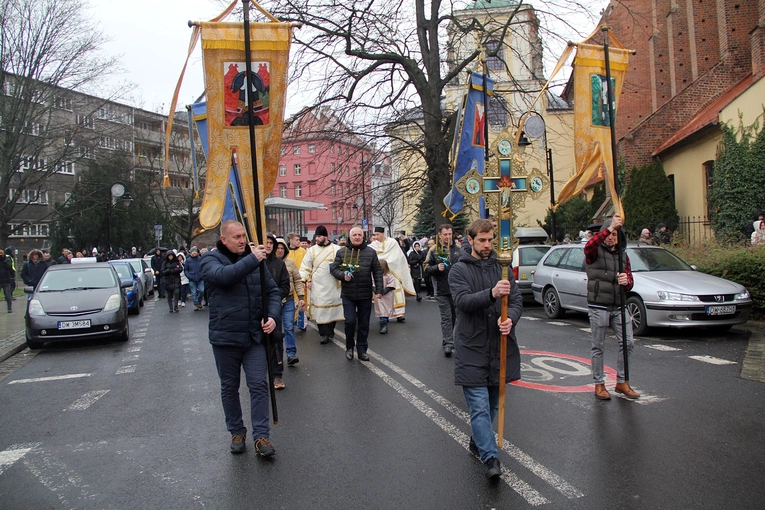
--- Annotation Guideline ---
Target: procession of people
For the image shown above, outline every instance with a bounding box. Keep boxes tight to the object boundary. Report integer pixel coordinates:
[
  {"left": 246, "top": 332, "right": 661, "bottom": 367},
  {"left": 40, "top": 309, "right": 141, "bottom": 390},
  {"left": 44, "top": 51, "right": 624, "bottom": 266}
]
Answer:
[{"left": 182, "top": 218, "right": 637, "bottom": 480}]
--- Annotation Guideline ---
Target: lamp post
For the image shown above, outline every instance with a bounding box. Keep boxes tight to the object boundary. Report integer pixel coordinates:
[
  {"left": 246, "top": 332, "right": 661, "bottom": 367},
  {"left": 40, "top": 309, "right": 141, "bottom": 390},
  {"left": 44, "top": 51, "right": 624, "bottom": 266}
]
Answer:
[
  {"left": 359, "top": 157, "right": 369, "bottom": 238},
  {"left": 107, "top": 181, "right": 133, "bottom": 255},
  {"left": 518, "top": 112, "right": 556, "bottom": 242}
]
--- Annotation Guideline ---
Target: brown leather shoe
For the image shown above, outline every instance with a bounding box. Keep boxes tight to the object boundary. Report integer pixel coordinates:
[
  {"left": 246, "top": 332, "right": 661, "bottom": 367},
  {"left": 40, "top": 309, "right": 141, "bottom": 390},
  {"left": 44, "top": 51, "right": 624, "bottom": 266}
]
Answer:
[
  {"left": 594, "top": 384, "right": 611, "bottom": 400},
  {"left": 614, "top": 382, "right": 640, "bottom": 399}
]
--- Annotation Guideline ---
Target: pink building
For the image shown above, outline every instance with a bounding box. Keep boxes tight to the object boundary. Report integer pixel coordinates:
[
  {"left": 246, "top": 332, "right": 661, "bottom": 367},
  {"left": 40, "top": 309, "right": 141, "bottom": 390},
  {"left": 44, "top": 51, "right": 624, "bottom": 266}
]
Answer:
[{"left": 274, "top": 109, "right": 373, "bottom": 239}]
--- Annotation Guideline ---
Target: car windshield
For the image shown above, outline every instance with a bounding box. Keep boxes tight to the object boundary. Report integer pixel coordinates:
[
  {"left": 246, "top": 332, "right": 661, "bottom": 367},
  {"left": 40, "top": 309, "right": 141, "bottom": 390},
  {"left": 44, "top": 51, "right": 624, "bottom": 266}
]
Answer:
[
  {"left": 112, "top": 264, "right": 133, "bottom": 279},
  {"left": 37, "top": 267, "right": 117, "bottom": 291},
  {"left": 520, "top": 246, "right": 551, "bottom": 266},
  {"left": 626, "top": 247, "right": 694, "bottom": 272}
]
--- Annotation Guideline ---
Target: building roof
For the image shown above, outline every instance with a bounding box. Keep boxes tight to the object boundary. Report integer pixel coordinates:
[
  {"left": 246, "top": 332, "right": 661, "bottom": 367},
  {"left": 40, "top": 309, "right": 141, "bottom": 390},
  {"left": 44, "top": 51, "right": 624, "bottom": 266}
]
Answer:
[
  {"left": 652, "top": 73, "right": 759, "bottom": 156},
  {"left": 264, "top": 197, "right": 327, "bottom": 211},
  {"left": 466, "top": 0, "right": 520, "bottom": 9}
]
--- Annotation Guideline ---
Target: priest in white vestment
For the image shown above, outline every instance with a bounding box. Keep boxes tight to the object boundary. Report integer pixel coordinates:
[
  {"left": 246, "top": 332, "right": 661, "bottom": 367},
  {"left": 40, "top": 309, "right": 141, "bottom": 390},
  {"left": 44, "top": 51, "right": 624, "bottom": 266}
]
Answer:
[
  {"left": 299, "top": 225, "right": 344, "bottom": 344},
  {"left": 369, "top": 226, "right": 415, "bottom": 323}
]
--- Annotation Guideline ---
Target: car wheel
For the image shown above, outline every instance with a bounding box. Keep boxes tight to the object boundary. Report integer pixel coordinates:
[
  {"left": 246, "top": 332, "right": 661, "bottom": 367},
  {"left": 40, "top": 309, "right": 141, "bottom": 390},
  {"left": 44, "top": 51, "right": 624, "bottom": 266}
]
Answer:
[
  {"left": 543, "top": 287, "right": 565, "bottom": 319},
  {"left": 118, "top": 320, "right": 130, "bottom": 342},
  {"left": 626, "top": 296, "right": 648, "bottom": 336},
  {"left": 139, "top": 295, "right": 144, "bottom": 307},
  {"left": 26, "top": 336, "right": 43, "bottom": 350}
]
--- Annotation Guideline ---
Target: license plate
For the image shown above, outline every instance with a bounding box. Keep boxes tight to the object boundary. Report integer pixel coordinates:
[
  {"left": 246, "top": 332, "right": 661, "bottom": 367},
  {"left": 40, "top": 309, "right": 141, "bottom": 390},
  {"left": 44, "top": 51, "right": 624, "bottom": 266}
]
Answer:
[
  {"left": 706, "top": 305, "right": 735, "bottom": 316},
  {"left": 58, "top": 320, "right": 91, "bottom": 330}
]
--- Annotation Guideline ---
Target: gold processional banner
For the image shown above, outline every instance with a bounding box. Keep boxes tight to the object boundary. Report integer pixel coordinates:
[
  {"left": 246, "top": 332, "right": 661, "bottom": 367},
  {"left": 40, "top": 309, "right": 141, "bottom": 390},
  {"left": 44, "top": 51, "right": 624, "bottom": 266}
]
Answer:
[
  {"left": 197, "top": 22, "right": 292, "bottom": 243},
  {"left": 556, "top": 40, "right": 631, "bottom": 217}
]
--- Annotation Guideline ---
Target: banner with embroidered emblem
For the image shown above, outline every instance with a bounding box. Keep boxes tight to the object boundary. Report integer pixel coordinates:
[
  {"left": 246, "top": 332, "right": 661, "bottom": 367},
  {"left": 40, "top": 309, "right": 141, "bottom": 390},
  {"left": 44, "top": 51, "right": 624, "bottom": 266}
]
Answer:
[
  {"left": 443, "top": 71, "right": 494, "bottom": 220},
  {"left": 165, "top": 1, "right": 296, "bottom": 243}
]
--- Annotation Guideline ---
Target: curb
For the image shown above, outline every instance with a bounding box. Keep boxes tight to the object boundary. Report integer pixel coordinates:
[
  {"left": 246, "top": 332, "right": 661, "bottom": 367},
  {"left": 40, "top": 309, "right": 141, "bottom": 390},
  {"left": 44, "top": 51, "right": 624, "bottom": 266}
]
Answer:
[{"left": 0, "top": 330, "right": 27, "bottom": 364}]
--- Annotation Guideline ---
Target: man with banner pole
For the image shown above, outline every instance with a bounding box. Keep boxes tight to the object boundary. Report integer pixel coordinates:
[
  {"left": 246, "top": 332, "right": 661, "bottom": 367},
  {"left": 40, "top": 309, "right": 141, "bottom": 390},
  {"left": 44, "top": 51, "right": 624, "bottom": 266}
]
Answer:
[{"left": 170, "top": 0, "right": 298, "bottom": 456}]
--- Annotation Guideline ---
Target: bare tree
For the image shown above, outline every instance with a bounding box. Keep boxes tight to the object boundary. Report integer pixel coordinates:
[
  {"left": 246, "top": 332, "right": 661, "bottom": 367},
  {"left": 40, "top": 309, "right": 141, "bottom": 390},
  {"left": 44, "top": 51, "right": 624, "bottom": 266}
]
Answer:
[
  {"left": 270, "top": 0, "right": 599, "bottom": 226},
  {"left": 0, "top": 0, "right": 119, "bottom": 247}
]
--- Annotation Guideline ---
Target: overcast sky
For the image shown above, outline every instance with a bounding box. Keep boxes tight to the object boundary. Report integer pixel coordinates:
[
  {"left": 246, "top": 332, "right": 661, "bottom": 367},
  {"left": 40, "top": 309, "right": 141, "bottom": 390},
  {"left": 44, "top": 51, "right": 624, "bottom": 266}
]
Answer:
[{"left": 88, "top": 0, "right": 226, "bottom": 114}]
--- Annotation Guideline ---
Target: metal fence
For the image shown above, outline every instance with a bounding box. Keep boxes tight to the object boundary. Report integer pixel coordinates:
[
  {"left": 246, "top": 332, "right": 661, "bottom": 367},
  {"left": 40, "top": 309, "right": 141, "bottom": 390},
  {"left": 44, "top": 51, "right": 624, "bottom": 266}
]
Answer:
[{"left": 675, "top": 216, "right": 714, "bottom": 245}]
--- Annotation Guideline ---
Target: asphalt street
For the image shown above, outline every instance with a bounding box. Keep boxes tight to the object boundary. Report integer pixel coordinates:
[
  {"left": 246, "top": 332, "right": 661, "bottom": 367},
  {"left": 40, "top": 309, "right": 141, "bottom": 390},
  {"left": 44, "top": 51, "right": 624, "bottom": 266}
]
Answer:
[{"left": 1, "top": 295, "right": 764, "bottom": 509}]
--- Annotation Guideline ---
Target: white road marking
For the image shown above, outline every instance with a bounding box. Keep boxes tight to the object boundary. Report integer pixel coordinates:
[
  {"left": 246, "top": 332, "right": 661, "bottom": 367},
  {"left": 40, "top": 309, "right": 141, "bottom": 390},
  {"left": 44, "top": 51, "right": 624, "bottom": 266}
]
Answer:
[
  {"left": 115, "top": 365, "right": 136, "bottom": 374},
  {"left": 121, "top": 355, "right": 140, "bottom": 362},
  {"left": 644, "top": 344, "right": 681, "bottom": 352},
  {"left": 135, "top": 328, "right": 148, "bottom": 333},
  {"left": 524, "top": 317, "right": 541, "bottom": 321},
  {"left": 362, "top": 360, "right": 549, "bottom": 505},
  {"left": 546, "top": 321, "right": 569, "bottom": 326},
  {"left": 65, "top": 390, "right": 110, "bottom": 411},
  {"left": 8, "top": 373, "right": 90, "bottom": 385},
  {"left": 326, "top": 331, "right": 583, "bottom": 502},
  {"left": 127, "top": 346, "right": 141, "bottom": 352},
  {"left": 369, "top": 346, "right": 584, "bottom": 499},
  {"left": 0, "top": 443, "right": 41, "bottom": 475},
  {"left": 24, "top": 452, "right": 93, "bottom": 506},
  {"left": 579, "top": 328, "right": 592, "bottom": 333},
  {"left": 689, "top": 355, "right": 736, "bottom": 365},
  {"left": 132, "top": 339, "right": 143, "bottom": 344},
  {"left": 132, "top": 332, "right": 147, "bottom": 338}
]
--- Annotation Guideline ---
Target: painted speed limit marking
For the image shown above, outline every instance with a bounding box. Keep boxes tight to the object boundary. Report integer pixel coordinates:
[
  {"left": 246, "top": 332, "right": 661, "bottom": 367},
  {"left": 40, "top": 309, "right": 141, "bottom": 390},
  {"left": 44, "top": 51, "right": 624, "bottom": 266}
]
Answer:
[{"left": 511, "top": 350, "right": 617, "bottom": 392}]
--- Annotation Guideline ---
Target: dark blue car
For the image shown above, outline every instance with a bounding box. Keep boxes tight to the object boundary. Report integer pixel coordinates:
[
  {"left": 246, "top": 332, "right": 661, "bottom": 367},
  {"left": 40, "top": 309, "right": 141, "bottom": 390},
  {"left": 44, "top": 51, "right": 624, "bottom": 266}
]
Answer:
[{"left": 109, "top": 261, "right": 143, "bottom": 315}]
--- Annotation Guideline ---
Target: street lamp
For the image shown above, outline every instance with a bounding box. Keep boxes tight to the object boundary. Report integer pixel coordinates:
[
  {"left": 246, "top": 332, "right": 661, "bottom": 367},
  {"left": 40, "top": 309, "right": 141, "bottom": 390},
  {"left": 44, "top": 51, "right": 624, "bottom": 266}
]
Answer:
[
  {"left": 359, "top": 157, "right": 369, "bottom": 238},
  {"left": 518, "top": 112, "right": 556, "bottom": 242},
  {"left": 107, "top": 181, "right": 133, "bottom": 254}
]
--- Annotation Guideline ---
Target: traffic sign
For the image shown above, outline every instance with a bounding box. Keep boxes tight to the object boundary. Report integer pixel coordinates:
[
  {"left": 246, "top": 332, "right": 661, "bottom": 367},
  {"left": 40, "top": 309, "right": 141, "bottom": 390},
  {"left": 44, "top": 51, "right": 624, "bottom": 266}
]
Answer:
[
  {"left": 362, "top": 219, "right": 368, "bottom": 227},
  {"left": 154, "top": 225, "right": 162, "bottom": 231}
]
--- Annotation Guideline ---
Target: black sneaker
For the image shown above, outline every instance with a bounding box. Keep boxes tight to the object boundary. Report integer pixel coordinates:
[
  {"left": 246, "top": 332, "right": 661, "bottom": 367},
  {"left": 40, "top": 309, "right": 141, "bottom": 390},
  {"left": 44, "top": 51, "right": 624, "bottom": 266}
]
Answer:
[
  {"left": 468, "top": 436, "right": 479, "bottom": 456},
  {"left": 396, "top": 317, "right": 406, "bottom": 323},
  {"left": 287, "top": 356, "right": 299, "bottom": 366},
  {"left": 444, "top": 346, "right": 453, "bottom": 357},
  {"left": 230, "top": 433, "right": 246, "bottom": 454},
  {"left": 358, "top": 351, "right": 370, "bottom": 361},
  {"left": 320, "top": 336, "right": 329, "bottom": 344},
  {"left": 484, "top": 457, "right": 501, "bottom": 479},
  {"left": 254, "top": 437, "right": 275, "bottom": 457}
]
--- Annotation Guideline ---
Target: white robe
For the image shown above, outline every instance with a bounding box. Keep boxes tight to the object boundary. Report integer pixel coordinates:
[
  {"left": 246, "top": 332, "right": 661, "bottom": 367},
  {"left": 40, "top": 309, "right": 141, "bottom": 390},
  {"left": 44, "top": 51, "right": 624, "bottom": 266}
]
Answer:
[
  {"left": 369, "top": 238, "right": 416, "bottom": 315},
  {"left": 299, "top": 243, "right": 344, "bottom": 324}
]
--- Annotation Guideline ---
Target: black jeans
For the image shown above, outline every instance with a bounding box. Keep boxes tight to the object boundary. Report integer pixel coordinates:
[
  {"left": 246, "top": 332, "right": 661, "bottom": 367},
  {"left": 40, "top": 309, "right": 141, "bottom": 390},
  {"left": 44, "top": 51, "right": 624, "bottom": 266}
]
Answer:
[
  {"left": 342, "top": 297, "right": 372, "bottom": 354},
  {"left": 0, "top": 283, "right": 11, "bottom": 311},
  {"left": 212, "top": 341, "right": 270, "bottom": 438},
  {"left": 166, "top": 288, "right": 179, "bottom": 311}
]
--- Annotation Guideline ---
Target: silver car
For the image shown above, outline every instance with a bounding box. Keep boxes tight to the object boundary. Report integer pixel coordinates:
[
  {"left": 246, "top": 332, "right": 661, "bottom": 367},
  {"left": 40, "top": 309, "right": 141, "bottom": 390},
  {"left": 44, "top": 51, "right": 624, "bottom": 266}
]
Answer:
[
  {"left": 125, "top": 258, "right": 154, "bottom": 300},
  {"left": 531, "top": 244, "right": 752, "bottom": 335}
]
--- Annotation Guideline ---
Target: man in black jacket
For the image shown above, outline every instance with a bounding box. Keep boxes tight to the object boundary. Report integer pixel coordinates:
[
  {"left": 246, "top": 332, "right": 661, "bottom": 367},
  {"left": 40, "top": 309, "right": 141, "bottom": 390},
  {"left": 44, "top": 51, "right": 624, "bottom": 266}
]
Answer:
[
  {"left": 449, "top": 219, "right": 523, "bottom": 480},
  {"left": 150, "top": 248, "right": 165, "bottom": 299},
  {"left": 331, "top": 227, "right": 383, "bottom": 361},
  {"left": 265, "top": 234, "right": 291, "bottom": 390},
  {"left": 21, "top": 249, "right": 48, "bottom": 289},
  {"left": 424, "top": 223, "right": 461, "bottom": 357},
  {"left": 201, "top": 221, "right": 281, "bottom": 457}
]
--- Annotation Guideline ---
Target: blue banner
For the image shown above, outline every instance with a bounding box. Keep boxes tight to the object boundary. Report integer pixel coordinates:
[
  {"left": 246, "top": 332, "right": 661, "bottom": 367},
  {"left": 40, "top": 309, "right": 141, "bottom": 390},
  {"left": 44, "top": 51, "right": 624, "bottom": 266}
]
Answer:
[{"left": 443, "top": 72, "right": 494, "bottom": 219}]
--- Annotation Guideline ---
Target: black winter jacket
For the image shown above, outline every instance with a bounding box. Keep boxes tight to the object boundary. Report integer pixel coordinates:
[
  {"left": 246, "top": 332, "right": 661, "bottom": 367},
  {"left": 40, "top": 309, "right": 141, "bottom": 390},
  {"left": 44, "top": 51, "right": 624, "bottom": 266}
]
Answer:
[
  {"left": 424, "top": 242, "right": 461, "bottom": 296},
  {"left": 449, "top": 244, "right": 523, "bottom": 386},
  {"left": 21, "top": 259, "right": 47, "bottom": 287},
  {"left": 200, "top": 241, "right": 281, "bottom": 347},
  {"left": 265, "top": 253, "right": 291, "bottom": 302},
  {"left": 161, "top": 255, "right": 183, "bottom": 291},
  {"left": 408, "top": 249, "right": 425, "bottom": 280},
  {"left": 0, "top": 255, "right": 14, "bottom": 285},
  {"left": 331, "top": 241, "right": 383, "bottom": 301}
]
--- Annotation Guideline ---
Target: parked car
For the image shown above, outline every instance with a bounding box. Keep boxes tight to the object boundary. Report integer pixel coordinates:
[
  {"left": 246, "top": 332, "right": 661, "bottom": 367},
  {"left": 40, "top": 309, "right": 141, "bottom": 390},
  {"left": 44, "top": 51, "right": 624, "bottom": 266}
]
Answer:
[
  {"left": 24, "top": 263, "right": 131, "bottom": 349},
  {"left": 531, "top": 244, "right": 753, "bottom": 335},
  {"left": 109, "top": 260, "right": 143, "bottom": 314},
  {"left": 124, "top": 257, "right": 154, "bottom": 300},
  {"left": 512, "top": 227, "right": 551, "bottom": 298}
]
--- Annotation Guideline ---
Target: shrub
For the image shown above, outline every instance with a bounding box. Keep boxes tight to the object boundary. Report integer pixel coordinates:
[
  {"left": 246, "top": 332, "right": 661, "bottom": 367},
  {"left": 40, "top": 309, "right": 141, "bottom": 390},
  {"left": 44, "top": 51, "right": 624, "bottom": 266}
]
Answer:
[{"left": 668, "top": 242, "right": 765, "bottom": 318}]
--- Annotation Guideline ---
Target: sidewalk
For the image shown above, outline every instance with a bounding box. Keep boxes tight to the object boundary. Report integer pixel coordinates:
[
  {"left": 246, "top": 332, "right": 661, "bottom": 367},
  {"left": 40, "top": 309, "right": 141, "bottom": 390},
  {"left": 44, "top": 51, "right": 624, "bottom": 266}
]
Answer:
[{"left": 0, "top": 299, "right": 27, "bottom": 363}]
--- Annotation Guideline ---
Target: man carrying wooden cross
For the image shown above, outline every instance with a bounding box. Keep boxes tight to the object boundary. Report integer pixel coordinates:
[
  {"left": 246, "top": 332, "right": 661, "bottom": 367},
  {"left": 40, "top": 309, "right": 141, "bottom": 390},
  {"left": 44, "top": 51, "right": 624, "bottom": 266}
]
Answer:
[{"left": 448, "top": 218, "right": 523, "bottom": 480}]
